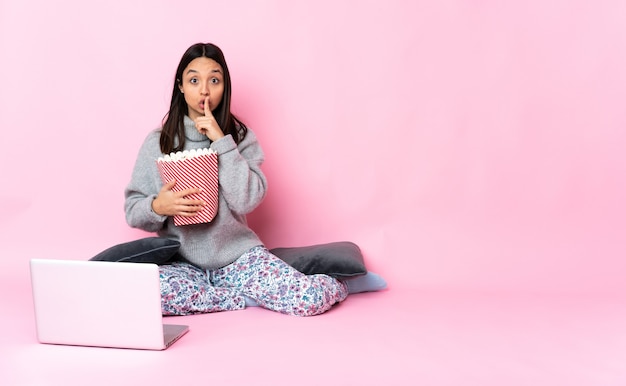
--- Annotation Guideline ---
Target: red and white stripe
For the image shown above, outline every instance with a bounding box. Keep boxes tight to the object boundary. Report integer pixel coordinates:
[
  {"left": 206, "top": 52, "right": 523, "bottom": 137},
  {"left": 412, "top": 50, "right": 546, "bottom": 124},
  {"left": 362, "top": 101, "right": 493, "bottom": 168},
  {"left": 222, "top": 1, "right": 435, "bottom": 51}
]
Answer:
[{"left": 156, "top": 152, "right": 219, "bottom": 226}]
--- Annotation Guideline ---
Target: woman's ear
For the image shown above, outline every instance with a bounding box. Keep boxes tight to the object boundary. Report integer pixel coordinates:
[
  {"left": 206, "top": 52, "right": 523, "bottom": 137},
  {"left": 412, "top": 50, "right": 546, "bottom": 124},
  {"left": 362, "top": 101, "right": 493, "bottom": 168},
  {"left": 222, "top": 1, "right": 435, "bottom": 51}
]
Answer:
[{"left": 177, "top": 80, "right": 183, "bottom": 93}]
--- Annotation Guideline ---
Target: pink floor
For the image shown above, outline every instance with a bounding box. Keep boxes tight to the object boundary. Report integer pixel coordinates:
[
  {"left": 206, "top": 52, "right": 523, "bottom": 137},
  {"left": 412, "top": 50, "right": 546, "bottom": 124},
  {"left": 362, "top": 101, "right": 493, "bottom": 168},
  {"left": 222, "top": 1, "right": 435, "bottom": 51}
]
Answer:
[{"left": 3, "top": 266, "right": 626, "bottom": 385}]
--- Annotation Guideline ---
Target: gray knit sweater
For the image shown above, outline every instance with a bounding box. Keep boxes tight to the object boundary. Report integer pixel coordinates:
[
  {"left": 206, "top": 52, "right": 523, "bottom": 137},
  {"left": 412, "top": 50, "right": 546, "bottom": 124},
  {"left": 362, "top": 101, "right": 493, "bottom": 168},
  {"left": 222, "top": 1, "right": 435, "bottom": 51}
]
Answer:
[{"left": 124, "top": 116, "right": 267, "bottom": 269}]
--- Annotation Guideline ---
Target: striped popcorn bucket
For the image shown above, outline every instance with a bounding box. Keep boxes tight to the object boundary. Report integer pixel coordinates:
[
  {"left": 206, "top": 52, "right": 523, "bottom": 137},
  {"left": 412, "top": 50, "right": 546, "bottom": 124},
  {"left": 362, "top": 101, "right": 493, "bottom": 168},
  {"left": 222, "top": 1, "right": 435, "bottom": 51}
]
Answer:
[{"left": 156, "top": 150, "right": 219, "bottom": 226}]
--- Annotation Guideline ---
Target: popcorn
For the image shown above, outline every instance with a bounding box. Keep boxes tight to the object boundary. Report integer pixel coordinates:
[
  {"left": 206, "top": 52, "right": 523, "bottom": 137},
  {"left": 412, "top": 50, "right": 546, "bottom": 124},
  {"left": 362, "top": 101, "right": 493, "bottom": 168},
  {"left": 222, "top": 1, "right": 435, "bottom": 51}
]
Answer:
[
  {"left": 157, "top": 148, "right": 215, "bottom": 163},
  {"left": 156, "top": 148, "right": 218, "bottom": 226}
]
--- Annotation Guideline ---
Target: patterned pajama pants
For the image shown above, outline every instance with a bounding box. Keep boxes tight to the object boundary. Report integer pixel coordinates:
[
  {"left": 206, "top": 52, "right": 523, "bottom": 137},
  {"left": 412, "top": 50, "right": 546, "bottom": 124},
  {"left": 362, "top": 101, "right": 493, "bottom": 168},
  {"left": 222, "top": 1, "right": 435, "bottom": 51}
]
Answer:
[{"left": 159, "top": 246, "right": 348, "bottom": 317}]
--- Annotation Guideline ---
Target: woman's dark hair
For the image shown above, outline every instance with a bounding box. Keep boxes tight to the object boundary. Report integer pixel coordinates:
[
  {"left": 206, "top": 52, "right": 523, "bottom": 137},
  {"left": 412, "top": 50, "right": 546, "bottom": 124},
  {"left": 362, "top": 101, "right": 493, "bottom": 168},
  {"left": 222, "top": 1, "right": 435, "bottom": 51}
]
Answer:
[{"left": 160, "top": 43, "right": 247, "bottom": 154}]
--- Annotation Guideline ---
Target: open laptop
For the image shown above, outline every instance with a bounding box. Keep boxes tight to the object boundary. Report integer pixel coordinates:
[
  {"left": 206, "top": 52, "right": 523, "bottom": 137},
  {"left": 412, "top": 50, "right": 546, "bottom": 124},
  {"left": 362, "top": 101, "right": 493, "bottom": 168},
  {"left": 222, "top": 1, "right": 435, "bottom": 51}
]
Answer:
[{"left": 30, "top": 259, "right": 189, "bottom": 350}]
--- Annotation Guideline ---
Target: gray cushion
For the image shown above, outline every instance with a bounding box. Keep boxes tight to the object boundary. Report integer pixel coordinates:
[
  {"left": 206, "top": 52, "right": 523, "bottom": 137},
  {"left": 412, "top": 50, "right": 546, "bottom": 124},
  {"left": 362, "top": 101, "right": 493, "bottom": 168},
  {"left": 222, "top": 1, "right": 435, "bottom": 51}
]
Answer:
[
  {"left": 89, "top": 238, "right": 368, "bottom": 279},
  {"left": 89, "top": 237, "right": 180, "bottom": 265},
  {"left": 271, "top": 241, "right": 367, "bottom": 278}
]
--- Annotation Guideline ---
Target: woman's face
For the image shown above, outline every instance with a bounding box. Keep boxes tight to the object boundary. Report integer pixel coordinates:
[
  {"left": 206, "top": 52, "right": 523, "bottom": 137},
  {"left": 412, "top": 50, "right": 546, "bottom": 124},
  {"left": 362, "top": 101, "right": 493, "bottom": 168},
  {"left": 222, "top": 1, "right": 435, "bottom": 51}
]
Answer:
[{"left": 178, "top": 57, "right": 225, "bottom": 120}]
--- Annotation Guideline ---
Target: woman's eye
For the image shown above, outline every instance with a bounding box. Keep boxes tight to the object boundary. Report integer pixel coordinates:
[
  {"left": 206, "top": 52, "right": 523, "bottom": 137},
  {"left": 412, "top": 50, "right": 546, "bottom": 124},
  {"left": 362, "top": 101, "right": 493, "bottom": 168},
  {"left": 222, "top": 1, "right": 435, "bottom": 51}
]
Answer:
[
  {"left": 190, "top": 78, "right": 198, "bottom": 84},
  {"left": 211, "top": 78, "right": 220, "bottom": 84}
]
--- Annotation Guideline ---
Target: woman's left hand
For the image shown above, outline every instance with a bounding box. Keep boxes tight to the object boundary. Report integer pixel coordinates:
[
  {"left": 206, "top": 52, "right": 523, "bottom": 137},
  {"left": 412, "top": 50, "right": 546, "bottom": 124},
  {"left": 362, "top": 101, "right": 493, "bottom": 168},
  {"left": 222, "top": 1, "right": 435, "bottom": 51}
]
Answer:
[{"left": 195, "top": 96, "right": 225, "bottom": 142}]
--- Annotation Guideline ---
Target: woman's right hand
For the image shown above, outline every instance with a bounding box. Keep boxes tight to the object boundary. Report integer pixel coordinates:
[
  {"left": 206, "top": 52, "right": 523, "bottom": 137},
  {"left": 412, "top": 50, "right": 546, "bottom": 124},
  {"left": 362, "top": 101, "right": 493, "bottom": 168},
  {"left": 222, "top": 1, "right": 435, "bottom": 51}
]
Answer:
[{"left": 151, "top": 180, "right": 205, "bottom": 217}]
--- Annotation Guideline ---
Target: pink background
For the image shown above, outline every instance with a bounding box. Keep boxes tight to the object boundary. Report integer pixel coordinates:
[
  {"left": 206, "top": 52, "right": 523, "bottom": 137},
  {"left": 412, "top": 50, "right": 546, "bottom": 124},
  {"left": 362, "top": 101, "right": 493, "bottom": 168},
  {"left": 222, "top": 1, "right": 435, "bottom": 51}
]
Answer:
[
  {"left": 1, "top": 1, "right": 626, "bottom": 384},
  {"left": 1, "top": 0, "right": 624, "bottom": 294}
]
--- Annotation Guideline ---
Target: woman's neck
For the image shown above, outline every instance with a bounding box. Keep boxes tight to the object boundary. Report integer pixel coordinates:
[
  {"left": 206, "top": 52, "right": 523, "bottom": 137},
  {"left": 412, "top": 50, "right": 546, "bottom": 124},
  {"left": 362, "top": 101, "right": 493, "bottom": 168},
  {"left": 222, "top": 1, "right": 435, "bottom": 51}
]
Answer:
[{"left": 183, "top": 116, "right": 210, "bottom": 143}]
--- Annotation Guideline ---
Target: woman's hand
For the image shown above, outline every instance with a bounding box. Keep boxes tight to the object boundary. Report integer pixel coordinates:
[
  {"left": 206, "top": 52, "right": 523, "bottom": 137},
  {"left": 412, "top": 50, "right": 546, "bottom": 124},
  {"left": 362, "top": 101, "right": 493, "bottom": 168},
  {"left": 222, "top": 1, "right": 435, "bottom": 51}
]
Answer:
[
  {"left": 195, "top": 96, "right": 225, "bottom": 142},
  {"left": 152, "top": 180, "right": 206, "bottom": 217}
]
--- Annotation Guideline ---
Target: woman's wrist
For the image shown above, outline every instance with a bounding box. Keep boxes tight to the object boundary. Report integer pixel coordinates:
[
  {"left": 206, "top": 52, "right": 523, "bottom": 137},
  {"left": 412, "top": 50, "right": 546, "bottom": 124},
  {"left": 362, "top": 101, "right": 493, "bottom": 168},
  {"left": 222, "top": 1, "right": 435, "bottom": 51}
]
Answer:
[{"left": 151, "top": 196, "right": 162, "bottom": 215}]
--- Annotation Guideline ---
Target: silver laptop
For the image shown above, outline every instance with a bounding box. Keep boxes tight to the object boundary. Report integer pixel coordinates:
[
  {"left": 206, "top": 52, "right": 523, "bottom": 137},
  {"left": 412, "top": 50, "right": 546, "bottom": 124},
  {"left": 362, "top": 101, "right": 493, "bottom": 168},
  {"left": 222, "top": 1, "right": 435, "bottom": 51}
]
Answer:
[{"left": 30, "top": 259, "right": 189, "bottom": 350}]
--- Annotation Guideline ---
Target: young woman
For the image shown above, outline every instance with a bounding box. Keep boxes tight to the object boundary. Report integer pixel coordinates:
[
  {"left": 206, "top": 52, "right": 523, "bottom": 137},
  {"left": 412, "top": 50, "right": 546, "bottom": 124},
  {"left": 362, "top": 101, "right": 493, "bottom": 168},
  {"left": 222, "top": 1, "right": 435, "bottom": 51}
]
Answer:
[{"left": 124, "top": 43, "right": 353, "bottom": 316}]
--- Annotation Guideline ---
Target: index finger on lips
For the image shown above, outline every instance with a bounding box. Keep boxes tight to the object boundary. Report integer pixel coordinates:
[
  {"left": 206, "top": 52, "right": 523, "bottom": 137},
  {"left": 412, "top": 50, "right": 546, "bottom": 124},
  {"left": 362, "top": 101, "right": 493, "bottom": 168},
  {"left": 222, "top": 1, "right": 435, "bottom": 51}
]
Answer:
[{"left": 204, "top": 96, "right": 210, "bottom": 116}]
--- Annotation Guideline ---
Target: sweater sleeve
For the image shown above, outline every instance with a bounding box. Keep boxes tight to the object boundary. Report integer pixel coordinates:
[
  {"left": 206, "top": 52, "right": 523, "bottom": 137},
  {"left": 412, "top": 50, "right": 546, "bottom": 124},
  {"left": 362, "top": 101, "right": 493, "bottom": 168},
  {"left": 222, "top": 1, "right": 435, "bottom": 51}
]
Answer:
[
  {"left": 124, "top": 132, "right": 168, "bottom": 232},
  {"left": 210, "top": 129, "right": 267, "bottom": 215}
]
